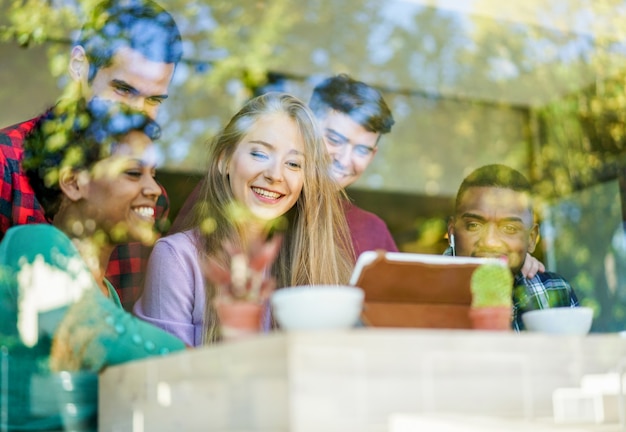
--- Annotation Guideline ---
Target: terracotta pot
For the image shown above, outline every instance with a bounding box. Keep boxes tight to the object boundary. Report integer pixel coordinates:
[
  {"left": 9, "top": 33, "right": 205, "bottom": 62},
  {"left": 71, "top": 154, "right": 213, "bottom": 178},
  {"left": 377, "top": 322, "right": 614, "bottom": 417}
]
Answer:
[
  {"left": 468, "top": 307, "right": 512, "bottom": 331},
  {"left": 216, "top": 301, "right": 264, "bottom": 341}
]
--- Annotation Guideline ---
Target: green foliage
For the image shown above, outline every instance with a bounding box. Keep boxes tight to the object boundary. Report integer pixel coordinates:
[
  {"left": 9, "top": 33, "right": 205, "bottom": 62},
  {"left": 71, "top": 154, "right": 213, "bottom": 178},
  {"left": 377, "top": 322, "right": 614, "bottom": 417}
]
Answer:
[
  {"left": 1, "top": 0, "right": 90, "bottom": 45},
  {"left": 470, "top": 263, "right": 513, "bottom": 308},
  {"left": 5, "top": 0, "right": 626, "bottom": 332}
]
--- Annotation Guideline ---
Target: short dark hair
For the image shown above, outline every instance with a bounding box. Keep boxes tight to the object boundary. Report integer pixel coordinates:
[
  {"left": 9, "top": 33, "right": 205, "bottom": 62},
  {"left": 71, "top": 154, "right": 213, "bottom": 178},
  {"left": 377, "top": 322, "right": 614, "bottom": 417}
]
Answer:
[
  {"left": 455, "top": 164, "right": 532, "bottom": 212},
  {"left": 76, "top": 0, "right": 183, "bottom": 82},
  {"left": 23, "top": 98, "right": 161, "bottom": 220},
  {"left": 309, "top": 73, "right": 395, "bottom": 135}
]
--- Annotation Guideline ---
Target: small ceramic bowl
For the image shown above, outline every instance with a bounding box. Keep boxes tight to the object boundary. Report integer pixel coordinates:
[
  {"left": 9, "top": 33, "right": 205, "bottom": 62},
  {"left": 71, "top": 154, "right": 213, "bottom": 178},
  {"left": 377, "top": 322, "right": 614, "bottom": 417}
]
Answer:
[
  {"left": 270, "top": 285, "right": 364, "bottom": 330},
  {"left": 522, "top": 307, "right": 593, "bottom": 335}
]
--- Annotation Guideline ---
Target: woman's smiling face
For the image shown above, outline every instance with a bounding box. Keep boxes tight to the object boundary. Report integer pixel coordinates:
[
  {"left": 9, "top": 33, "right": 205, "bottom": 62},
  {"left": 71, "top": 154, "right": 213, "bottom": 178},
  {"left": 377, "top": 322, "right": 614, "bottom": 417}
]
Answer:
[
  {"left": 82, "top": 130, "right": 161, "bottom": 245},
  {"left": 226, "top": 112, "right": 305, "bottom": 222}
]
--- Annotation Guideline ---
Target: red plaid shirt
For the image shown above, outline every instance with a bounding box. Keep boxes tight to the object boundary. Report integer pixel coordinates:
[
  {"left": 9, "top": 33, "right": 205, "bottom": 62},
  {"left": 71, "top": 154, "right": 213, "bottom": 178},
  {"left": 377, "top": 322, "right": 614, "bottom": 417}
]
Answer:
[{"left": 0, "top": 113, "right": 169, "bottom": 311}]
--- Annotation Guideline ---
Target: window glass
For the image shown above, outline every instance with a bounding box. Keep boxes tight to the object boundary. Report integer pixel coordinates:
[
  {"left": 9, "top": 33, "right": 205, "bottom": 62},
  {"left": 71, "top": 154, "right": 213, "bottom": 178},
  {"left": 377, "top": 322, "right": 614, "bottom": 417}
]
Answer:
[{"left": 2, "top": 0, "right": 626, "bottom": 331}]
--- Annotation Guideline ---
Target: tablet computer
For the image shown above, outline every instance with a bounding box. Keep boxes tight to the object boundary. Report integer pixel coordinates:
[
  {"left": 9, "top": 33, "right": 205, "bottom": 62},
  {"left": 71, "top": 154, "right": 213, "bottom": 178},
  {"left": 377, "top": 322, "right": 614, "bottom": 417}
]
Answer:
[{"left": 350, "top": 251, "right": 501, "bottom": 329}]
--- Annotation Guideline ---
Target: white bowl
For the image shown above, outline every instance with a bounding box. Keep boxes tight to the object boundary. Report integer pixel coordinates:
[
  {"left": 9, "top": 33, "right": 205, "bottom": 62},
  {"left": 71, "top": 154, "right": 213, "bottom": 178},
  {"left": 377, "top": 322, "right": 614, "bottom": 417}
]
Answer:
[
  {"left": 270, "top": 285, "right": 364, "bottom": 330},
  {"left": 522, "top": 307, "right": 593, "bottom": 335}
]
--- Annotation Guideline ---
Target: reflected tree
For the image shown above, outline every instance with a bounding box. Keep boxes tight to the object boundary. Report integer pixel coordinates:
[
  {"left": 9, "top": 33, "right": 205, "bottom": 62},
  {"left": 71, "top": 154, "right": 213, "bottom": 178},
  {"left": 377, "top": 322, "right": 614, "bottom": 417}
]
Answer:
[
  {"left": 507, "top": 1, "right": 626, "bottom": 331},
  {"left": 0, "top": 0, "right": 298, "bottom": 171},
  {"left": 5, "top": 0, "right": 626, "bottom": 329}
]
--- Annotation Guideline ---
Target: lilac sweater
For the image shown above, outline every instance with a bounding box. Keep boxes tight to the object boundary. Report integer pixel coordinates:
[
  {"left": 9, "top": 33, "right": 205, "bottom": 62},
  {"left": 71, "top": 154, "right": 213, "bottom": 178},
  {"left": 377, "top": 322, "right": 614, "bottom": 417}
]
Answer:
[{"left": 134, "top": 230, "right": 206, "bottom": 346}]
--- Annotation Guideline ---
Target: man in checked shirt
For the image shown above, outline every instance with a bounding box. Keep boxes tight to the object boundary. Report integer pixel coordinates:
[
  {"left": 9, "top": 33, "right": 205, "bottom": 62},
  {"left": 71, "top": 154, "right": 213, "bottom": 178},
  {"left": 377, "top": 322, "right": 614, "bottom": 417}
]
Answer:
[
  {"left": 445, "top": 164, "right": 579, "bottom": 331},
  {"left": 0, "top": 0, "right": 182, "bottom": 310}
]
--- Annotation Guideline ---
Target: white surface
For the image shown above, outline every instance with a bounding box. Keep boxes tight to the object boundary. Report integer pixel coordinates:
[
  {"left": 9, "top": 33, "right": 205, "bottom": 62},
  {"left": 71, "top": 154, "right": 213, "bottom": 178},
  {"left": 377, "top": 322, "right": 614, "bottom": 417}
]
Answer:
[
  {"left": 553, "top": 387, "right": 609, "bottom": 424},
  {"left": 581, "top": 373, "right": 625, "bottom": 394},
  {"left": 522, "top": 307, "right": 594, "bottom": 335},
  {"left": 270, "top": 285, "right": 364, "bottom": 330},
  {"left": 551, "top": 374, "right": 626, "bottom": 425},
  {"left": 100, "top": 330, "right": 626, "bottom": 431},
  {"left": 390, "top": 412, "right": 621, "bottom": 431}
]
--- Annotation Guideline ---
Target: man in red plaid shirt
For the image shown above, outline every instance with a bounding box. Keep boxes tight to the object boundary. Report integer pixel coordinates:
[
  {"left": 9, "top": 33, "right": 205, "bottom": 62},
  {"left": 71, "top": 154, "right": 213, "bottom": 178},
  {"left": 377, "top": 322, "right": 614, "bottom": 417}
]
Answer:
[{"left": 0, "top": 0, "right": 182, "bottom": 310}]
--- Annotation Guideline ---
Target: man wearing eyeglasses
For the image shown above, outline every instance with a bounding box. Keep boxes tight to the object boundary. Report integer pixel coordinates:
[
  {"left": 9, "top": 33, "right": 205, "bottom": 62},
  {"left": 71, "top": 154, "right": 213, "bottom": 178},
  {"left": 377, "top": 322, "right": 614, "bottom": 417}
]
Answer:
[{"left": 308, "top": 73, "right": 397, "bottom": 257}]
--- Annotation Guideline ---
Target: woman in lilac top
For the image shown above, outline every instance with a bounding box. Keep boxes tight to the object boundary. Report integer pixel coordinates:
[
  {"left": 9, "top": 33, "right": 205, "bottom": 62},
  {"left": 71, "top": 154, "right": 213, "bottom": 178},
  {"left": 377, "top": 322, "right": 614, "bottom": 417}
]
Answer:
[{"left": 134, "top": 92, "right": 355, "bottom": 346}]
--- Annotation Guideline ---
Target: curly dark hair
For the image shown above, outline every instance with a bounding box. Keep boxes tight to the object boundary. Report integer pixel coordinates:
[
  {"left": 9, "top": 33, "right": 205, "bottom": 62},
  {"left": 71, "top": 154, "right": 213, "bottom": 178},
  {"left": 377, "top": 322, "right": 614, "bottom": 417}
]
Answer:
[
  {"left": 455, "top": 164, "right": 533, "bottom": 213},
  {"left": 23, "top": 98, "right": 161, "bottom": 220},
  {"left": 76, "top": 0, "right": 183, "bottom": 82},
  {"left": 308, "top": 73, "right": 395, "bottom": 135}
]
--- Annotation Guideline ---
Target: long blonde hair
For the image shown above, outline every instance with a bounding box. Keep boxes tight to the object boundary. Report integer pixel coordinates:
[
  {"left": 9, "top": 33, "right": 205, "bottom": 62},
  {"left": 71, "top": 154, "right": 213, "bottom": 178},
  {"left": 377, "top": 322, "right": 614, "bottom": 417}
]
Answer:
[{"left": 183, "top": 92, "right": 354, "bottom": 344}]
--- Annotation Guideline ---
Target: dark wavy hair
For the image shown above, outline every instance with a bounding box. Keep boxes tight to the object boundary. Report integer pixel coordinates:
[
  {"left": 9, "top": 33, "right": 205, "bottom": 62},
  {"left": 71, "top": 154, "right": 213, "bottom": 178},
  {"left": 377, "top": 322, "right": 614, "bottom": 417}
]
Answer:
[
  {"left": 76, "top": 0, "right": 183, "bottom": 82},
  {"left": 308, "top": 73, "right": 395, "bottom": 136},
  {"left": 23, "top": 98, "right": 161, "bottom": 220}
]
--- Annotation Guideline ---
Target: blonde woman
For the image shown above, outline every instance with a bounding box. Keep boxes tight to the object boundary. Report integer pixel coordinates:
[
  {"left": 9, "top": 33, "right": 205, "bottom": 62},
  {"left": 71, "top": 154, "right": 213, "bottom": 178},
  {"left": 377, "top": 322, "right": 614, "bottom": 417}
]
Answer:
[{"left": 134, "top": 92, "right": 354, "bottom": 346}]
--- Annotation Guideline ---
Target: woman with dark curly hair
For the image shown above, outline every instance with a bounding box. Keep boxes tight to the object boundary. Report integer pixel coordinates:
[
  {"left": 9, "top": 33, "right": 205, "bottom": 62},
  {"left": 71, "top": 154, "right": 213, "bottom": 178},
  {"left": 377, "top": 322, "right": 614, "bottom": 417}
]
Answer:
[{"left": 0, "top": 98, "right": 185, "bottom": 430}]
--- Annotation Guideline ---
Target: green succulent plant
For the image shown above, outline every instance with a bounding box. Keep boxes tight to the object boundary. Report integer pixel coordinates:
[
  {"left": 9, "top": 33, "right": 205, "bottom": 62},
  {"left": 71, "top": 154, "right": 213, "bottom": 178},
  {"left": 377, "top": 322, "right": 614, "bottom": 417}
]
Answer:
[{"left": 470, "top": 263, "right": 514, "bottom": 308}]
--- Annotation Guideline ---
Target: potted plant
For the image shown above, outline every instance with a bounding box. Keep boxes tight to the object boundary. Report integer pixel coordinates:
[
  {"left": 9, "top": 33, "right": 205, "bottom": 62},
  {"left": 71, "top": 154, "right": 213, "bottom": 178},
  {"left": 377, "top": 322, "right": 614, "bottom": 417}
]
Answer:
[
  {"left": 203, "top": 235, "right": 282, "bottom": 341},
  {"left": 468, "top": 262, "right": 513, "bottom": 331}
]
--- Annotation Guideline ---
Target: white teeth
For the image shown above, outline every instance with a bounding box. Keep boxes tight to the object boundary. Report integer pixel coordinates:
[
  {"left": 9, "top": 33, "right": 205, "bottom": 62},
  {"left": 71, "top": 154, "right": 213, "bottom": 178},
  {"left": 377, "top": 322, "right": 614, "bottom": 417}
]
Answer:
[
  {"left": 134, "top": 207, "right": 155, "bottom": 218},
  {"left": 252, "top": 187, "right": 281, "bottom": 199}
]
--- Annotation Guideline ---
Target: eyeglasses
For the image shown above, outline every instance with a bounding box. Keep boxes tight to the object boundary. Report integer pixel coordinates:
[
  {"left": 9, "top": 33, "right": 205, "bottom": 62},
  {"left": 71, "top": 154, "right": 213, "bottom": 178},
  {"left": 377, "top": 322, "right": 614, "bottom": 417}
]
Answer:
[{"left": 324, "top": 132, "right": 376, "bottom": 157}]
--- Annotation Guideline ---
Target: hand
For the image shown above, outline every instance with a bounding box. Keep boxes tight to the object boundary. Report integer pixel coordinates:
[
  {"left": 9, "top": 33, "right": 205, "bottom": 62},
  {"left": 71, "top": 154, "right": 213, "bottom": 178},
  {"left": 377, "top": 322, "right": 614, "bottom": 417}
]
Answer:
[{"left": 521, "top": 253, "right": 545, "bottom": 279}]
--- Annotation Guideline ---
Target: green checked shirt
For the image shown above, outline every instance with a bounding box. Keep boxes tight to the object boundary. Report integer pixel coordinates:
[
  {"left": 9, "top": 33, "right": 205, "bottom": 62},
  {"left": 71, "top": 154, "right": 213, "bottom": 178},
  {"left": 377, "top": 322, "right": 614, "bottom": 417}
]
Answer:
[
  {"left": 443, "top": 246, "right": 579, "bottom": 331},
  {"left": 511, "top": 271, "right": 579, "bottom": 331}
]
